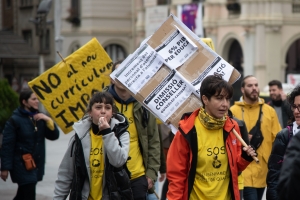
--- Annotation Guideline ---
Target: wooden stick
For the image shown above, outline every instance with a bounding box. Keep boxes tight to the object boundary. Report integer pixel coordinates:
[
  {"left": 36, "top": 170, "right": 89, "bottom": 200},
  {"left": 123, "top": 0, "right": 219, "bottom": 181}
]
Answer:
[
  {"left": 56, "top": 51, "right": 66, "bottom": 63},
  {"left": 153, "top": 190, "right": 159, "bottom": 199},
  {"left": 232, "top": 128, "right": 259, "bottom": 163}
]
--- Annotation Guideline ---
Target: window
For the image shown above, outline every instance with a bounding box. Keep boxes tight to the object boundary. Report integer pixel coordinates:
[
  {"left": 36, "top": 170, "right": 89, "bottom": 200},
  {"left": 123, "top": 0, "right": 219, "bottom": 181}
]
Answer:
[
  {"left": 293, "top": 0, "right": 300, "bottom": 13},
  {"left": 66, "top": 0, "right": 81, "bottom": 26},
  {"left": 104, "top": 44, "right": 127, "bottom": 62},
  {"left": 20, "top": 0, "right": 33, "bottom": 7},
  {"left": 39, "top": 29, "right": 50, "bottom": 53},
  {"left": 22, "top": 30, "right": 33, "bottom": 47},
  {"left": 6, "top": 0, "right": 11, "bottom": 8}
]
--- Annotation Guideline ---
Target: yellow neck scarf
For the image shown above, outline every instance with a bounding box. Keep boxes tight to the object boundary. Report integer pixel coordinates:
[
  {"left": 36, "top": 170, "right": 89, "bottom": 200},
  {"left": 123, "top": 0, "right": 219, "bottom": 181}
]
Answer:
[{"left": 198, "top": 107, "right": 226, "bottom": 130}]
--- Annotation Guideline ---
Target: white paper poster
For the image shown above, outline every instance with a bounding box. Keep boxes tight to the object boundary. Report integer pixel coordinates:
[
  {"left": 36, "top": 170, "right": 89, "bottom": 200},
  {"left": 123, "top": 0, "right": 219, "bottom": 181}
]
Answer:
[
  {"left": 155, "top": 29, "right": 198, "bottom": 69},
  {"left": 113, "top": 44, "right": 163, "bottom": 94},
  {"left": 144, "top": 70, "right": 193, "bottom": 122}
]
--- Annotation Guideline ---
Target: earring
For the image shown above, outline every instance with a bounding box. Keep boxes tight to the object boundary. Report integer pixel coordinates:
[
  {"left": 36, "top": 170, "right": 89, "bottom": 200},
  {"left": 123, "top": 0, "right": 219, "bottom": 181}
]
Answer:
[{"left": 89, "top": 116, "right": 92, "bottom": 121}]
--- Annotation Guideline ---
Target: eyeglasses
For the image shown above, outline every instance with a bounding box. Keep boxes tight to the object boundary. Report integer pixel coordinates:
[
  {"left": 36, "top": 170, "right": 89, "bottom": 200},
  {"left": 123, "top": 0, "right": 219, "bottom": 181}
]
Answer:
[{"left": 291, "top": 104, "right": 300, "bottom": 112}]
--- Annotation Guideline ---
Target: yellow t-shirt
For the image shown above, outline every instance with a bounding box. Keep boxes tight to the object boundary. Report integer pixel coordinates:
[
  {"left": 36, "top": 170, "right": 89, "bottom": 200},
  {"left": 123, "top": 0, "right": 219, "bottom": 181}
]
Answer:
[
  {"left": 115, "top": 101, "right": 145, "bottom": 179},
  {"left": 189, "top": 117, "right": 231, "bottom": 200},
  {"left": 88, "top": 130, "right": 104, "bottom": 200}
]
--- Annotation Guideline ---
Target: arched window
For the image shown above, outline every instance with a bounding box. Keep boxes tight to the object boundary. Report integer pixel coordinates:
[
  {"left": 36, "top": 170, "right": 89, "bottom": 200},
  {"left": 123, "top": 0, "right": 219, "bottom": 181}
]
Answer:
[
  {"left": 286, "top": 38, "right": 300, "bottom": 75},
  {"left": 227, "top": 39, "right": 244, "bottom": 103},
  {"left": 104, "top": 44, "right": 127, "bottom": 62}
]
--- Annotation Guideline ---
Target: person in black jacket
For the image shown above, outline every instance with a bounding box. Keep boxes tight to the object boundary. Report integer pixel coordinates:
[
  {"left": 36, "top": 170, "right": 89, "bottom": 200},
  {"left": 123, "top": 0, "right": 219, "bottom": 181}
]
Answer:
[
  {"left": 277, "top": 124, "right": 300, "bottom": 200},
  {"left": 266, "top": 85, "right": 300, "bottom": 200},
  {"left": 0, "top": 89, "right": 60, "bottom": 200},
  {"left": 268, "top": 80, "right": 293, "bottom": 128}
]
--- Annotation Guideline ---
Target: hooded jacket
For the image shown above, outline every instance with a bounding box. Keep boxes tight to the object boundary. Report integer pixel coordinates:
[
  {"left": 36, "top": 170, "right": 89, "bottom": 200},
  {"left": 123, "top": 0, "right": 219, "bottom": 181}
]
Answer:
[
  {"left": 166, "top": 109, "right": 253, "bottom": 200},
  {"left": 0, "top": 107, "right": 59, "bottom": 185},
  {"left": 230, "top": 97, "right": 281, "bottom": 188},
  {"left": 53, "top": 113, "right": 130, "bottom": 200},
  {"left": 106, "top": 85, "right": 160, "bottom": 186}
]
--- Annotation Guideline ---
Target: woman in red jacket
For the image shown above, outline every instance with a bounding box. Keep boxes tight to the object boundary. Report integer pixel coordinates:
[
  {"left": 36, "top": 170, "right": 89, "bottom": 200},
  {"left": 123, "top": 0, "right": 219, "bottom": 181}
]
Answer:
[{"left": 166, "top": 75, "right": 256, "bottom": 200}]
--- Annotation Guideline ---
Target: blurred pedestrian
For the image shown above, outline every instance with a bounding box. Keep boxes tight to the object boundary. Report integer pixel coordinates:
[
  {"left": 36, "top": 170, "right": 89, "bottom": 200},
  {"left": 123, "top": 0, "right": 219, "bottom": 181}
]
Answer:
[
  {"left": 268, "top": 80, "right": 293, "bottom": 128},
  {"left": 0, "top": 89, "right": 59, "bottom": 200}
]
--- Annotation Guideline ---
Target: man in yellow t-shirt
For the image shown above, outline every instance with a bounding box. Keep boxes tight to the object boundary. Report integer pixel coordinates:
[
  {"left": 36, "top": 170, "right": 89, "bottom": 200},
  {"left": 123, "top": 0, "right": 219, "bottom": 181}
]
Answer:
[{"left": 167, "top": 74, "right": 257, "bottom": 199}]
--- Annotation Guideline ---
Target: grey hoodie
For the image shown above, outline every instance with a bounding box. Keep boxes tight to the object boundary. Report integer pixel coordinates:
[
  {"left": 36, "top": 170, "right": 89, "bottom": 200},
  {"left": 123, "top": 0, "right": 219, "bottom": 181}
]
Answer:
[{"left": 53, "top": 114, "right": 130, "bottom": 200}]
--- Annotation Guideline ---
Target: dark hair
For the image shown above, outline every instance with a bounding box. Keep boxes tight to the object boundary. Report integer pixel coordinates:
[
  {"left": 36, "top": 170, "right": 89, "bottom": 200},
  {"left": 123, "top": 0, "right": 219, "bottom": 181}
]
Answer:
[
  {"left": 268, "top": 80, "right": 283, "bottom": 89},
  {"left": 200, "top": 75, "right": 233, "bottom": 107},
  {"left": 287, "top": 85, "right": 300, "bottom": 123},
  {"left": 84, "top": 91, "right": 117, "bottom": 116},
  {"left": 112, "top": 59, "right": 124, "bottom": 72},
  {"left": 19, "top": 90, "right": 34, "bottom": 108},
  {"left": 287, "top": 85, "right": 300, "bottom": 106},
  {"left": 241, "top": 75, "right": 255, "bottom": 88}
]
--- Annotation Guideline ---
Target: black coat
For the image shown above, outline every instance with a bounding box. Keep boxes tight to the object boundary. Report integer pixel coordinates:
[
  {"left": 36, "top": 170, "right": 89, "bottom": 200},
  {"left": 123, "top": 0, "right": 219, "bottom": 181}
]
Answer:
[
  {"left": 268, "top": 100, "right": 293, "bottom": 128},
  {"left": 277, "top": 130, "right": 300, "bottom": 200},
  {"left": 0, "top": 107, "right": 59, "bottom": 185},
  {"left": 266, "top": 125, "right": 293, "bottom": 200}
]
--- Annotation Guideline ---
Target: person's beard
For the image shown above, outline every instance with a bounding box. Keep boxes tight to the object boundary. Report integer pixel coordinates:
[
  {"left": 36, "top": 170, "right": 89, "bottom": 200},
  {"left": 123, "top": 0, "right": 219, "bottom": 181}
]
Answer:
[
  {"left": 244, "top": 90, "right": 259, "bottom": 102},
  {"left": 271, "top": 93, "right": 281, "bottom": 101}
]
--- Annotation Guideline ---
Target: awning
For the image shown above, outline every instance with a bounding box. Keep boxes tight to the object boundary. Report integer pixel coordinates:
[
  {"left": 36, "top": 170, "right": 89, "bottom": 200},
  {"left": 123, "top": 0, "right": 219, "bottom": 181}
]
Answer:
[{"left": 0, "top": 31, "right": 39, "bottom": 59}]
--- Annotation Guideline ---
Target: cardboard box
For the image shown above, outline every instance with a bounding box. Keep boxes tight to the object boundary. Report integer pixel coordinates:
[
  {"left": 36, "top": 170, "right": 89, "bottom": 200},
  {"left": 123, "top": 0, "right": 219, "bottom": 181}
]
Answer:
[{"left": 113, "top": 14, "right": 240, "bottom": 129}]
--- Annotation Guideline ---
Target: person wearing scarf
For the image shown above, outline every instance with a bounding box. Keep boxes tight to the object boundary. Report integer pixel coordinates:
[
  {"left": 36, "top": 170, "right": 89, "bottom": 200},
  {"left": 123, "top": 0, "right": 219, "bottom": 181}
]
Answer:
[{"left": 167, "top": 75, "right": 256, "bottom": 200}]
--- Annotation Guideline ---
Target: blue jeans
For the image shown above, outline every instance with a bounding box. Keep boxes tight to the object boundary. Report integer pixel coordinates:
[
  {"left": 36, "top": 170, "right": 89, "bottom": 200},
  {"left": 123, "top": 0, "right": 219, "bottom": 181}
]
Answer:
[{"left": 243, "top": 187, "right": 265, "bottom": 200}]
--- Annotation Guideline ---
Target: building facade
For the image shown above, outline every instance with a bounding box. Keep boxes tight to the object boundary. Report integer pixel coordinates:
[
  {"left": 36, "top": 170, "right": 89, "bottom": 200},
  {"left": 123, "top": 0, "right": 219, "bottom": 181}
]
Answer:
[{"left": 1, "top": 0, "right": 300, "bottom": 97}]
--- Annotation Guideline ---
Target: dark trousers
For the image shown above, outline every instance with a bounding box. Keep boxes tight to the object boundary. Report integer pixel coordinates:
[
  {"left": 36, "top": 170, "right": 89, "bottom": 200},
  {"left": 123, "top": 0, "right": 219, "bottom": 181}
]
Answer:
[
  {"left": 243, "top": 187, "right": 265, "bottom": 200},
  {"left": 160, "top": 178, "right": 169, "bottom": 200},
  {"left": 14, "top": 183, "right": 36, "bottom": 200},
  {"left": 130, "top": 175, "right": 148, "bottom": 200}
]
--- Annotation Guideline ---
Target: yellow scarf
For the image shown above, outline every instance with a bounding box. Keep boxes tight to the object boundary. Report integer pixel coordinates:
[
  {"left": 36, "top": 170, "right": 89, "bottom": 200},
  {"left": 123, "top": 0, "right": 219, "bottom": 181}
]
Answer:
[{"left": 198, "top": 107, "right": 226, "bottom": 130}]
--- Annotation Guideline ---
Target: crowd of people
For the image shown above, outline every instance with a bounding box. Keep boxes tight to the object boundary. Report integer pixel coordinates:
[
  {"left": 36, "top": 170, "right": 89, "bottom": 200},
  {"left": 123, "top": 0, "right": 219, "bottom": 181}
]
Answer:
[{"left": 1, "top": 60, "right": 300, "bottom": 200}]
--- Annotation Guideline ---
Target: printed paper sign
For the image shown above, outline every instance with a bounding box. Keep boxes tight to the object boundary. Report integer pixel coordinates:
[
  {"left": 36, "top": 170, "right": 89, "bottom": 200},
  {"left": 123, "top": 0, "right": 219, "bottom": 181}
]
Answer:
[
  {"left": 192, "top": 57, "right": 234, "bottom": 96},
  {"left": 155, "top": 29, "right": 197, "bottom": 69},
  {"left": 28, "top": 38, "right": 112, "bottom": 134},
  {"left": 114, "top": 44, "right": 163, "bottom": 94},
  {"left": 144, "top": 70, "right": 192, "bottom": 122}
]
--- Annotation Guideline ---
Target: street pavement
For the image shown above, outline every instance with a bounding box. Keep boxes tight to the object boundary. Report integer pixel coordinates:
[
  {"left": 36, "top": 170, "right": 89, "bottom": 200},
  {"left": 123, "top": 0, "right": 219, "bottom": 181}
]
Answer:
[{"left": 0, "top": 127, "right": 266, "bottom": 200}]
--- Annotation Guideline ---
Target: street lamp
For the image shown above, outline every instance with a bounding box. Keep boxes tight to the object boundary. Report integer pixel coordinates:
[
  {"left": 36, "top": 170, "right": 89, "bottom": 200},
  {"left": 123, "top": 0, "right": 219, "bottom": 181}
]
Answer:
[{"left": 29, "top": 0, "right": 53, "bottom": 75}]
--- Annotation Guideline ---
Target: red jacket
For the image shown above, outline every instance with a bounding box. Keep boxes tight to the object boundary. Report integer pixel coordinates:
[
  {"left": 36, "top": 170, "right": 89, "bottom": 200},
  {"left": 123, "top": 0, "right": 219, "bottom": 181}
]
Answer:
[{"left": 167, "top": 109, "right": 253, "bottom": 200}]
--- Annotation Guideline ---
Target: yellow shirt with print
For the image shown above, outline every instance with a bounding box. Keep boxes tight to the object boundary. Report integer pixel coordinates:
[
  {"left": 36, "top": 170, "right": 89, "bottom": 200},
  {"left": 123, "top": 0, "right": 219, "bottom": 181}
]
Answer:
[
  {"left": 189, "top": 117, "right": 231, "bottom": 200},
  {"left": 88, "top": 130, "right": 104, "bottom": 200},
  {"left": 115, "top": 101, "right": 145, "bottom": 179}
]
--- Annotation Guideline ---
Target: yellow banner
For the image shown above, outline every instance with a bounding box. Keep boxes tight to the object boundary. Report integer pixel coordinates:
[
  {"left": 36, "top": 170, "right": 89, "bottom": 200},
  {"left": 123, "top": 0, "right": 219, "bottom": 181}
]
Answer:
[{"left": 28, "top": 38, "right": 112, "bottom": 134}]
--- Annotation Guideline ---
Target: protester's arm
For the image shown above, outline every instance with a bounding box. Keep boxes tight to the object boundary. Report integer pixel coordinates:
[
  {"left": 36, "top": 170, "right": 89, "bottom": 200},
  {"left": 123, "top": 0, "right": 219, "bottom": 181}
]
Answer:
[
  {"left": 266, "top": 129, "right": 287, "bottom": 200},
  {"left": 53, "top": 136, "right": 75, "bottom": 200},
  {"left": 103, "top": 131, "right": 129, "bottom": 168},
  {"left": 167, "top": 131, "right": 189, "bottom": 200},
  {"left": 278, "top": 132, "right": 300, "bottom": 200},
  {"left": 34, "top": 113, "right": 60, "bottom": 140},
  {"left": 145, "top": 113, "right": 160, "bottom": 185}
]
